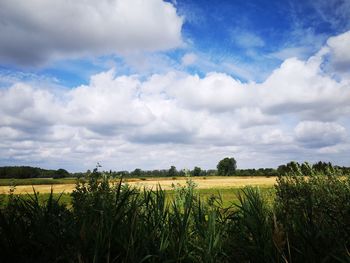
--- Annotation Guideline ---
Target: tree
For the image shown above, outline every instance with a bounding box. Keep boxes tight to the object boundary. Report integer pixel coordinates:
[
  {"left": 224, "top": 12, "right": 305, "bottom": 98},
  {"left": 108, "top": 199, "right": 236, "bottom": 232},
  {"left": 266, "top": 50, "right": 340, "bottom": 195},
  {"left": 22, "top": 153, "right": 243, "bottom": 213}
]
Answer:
[
  {"left": 53, "top": 168, "right": 69, "bottom": 179},
  {"left": 192, "top": 166, "right": 202, "bottom": 177},
  {"left": 132, "top": 168, "right": 142, "bottom": 177},
  {"left": 168, "top": 166, "right": 177, "bottom": 177},
  {"left": 217, "top": 157, "right": 237, "bottom": 176}
]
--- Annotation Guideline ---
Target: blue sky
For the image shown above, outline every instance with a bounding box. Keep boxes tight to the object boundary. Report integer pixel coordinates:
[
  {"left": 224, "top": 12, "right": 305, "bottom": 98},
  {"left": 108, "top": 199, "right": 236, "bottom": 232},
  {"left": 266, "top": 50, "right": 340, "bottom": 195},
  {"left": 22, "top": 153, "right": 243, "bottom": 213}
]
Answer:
[{"left": 0, "top": 0, "right": 350, "bottom": 171}]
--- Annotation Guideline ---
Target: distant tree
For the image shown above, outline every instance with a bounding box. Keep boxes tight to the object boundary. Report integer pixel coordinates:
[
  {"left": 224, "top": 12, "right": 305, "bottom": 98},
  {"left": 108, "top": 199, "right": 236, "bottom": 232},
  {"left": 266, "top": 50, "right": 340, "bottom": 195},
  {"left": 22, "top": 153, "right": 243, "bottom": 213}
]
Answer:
[
  {"left": 177, "top": 169, "right": 186, "bottom": 177},
  {"left": 0, "top": 166, "right": 50, "bottom": 179},
  {"left": 168, "top": 166, "right": 177, "bottom": 177},
  {"left": 192, "top": 166, "right": 202, "bottom": 177},
  {"left": 217, "top": 157, "right": 237, "bottom": 176},
  {"left": 132, "top": 168, "right": 142, "bottom": 177},
  {"left": 53, "top": 168, "right": 69, "bottom": 179}
]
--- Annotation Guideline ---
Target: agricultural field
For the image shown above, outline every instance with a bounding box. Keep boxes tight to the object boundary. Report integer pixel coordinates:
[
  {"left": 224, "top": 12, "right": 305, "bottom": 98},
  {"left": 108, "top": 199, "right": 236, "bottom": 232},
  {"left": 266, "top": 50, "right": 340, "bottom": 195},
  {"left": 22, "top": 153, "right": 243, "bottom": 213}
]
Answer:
[
  {"left": 0, "top": 176, "right": 277, "bottom": 208},
  {"left": 0, "top": 176, "right": 277, "bottom": 194}
]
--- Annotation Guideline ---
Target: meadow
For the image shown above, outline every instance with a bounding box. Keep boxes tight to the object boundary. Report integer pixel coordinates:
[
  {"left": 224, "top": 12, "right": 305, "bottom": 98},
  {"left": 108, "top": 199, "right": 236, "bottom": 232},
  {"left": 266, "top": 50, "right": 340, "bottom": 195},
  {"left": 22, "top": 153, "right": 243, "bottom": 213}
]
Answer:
[
  {"left": 0, "top": 187, "right": 276, "bottom": 209},
  {"left": 0, "top": 165, "right": 349, "bottom": 262}
]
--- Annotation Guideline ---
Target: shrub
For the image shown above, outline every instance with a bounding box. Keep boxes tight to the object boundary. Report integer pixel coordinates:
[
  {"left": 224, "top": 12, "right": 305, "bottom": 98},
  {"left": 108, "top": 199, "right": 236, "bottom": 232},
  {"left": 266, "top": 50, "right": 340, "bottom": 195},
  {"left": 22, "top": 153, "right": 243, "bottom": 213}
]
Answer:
[{"left": 275, "top": 170, "right": 350, "bottom": 262}]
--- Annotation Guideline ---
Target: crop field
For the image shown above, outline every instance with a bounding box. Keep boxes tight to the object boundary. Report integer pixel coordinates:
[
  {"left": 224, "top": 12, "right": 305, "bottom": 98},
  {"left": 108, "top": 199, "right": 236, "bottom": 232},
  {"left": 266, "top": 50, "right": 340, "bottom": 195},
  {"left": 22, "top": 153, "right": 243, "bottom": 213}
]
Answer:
[{"left": 0, "top": 176, "right": 277, "bottom": 194}]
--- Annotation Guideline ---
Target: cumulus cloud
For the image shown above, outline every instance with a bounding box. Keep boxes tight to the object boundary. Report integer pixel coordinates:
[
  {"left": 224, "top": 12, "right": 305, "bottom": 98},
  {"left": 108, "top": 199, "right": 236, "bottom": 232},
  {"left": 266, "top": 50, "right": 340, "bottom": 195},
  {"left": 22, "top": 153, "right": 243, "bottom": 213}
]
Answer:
[
  {"left": 326, "top": 31, "right": 350, "bottom": 73},
  {"left": 0, "top": 0, "right": 183, "bottom": 66},
  {"left": 65, "top": 70, "right": 154, "bottom": 132},
  {"left": 1, "top": 30, "right": 350, "bottom": 170},
  {"left": 295, "top": 121, "right": 347, "bottom": 148},
  {"left": 260, "top": 57, "right": 350, "bottom": 120}
]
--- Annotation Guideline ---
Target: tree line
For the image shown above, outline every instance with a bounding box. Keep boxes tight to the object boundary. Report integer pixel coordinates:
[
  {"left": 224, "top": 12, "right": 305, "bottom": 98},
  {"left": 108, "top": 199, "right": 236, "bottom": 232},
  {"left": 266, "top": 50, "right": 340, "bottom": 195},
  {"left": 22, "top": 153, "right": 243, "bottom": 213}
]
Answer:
[
  {"left": 0, "top": 166, "right": 69, "bottom": 179},
  {"left": 1, "top": 158, "right": 349, "bottom": 179}
]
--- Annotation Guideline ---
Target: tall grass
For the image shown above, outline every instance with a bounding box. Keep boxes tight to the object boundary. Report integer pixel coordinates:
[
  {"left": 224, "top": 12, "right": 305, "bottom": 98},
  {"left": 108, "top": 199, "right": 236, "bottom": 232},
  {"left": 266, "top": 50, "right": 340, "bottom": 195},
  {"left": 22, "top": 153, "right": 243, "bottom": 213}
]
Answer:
[
  {"left": 0, "top": 167, "right": 349, "bottom": 262},
  {"left": 275, "top": 167, "right": 350, "bottom": 262}
]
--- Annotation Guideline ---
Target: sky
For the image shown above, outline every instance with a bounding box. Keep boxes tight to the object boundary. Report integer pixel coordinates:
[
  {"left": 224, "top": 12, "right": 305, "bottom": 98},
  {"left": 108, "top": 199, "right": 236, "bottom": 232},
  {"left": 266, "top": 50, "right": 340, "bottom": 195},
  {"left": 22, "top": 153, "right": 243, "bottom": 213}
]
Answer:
[{"left": 0, "top": 0, "right": 350, "bottom": 172}]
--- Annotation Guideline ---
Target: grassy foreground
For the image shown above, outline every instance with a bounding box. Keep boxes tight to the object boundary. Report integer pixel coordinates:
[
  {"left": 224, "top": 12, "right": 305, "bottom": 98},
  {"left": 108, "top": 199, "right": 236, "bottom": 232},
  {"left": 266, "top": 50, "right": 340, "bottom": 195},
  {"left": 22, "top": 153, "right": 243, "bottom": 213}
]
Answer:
[
  {"left": 0, "top": 187, "right": 276, "bottom": 209},
  {"left": 0, "top": 167, "right": 349, "bottom": 262}
]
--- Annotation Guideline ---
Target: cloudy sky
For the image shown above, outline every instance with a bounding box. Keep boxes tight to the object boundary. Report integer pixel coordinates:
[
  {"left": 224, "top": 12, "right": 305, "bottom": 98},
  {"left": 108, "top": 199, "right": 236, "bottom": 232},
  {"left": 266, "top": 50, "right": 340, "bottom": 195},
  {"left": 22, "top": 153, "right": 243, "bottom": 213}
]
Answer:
[{"left": 1, "top": 0, "right": 350, "bottom": 172}]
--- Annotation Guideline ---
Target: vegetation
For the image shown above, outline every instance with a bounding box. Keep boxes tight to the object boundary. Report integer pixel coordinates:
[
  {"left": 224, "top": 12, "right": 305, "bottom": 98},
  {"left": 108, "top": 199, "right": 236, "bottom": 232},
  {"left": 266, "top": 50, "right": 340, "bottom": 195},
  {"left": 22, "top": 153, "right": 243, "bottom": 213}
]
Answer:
[
  {"left": 0, "top": 178, "right": 77, "bottom": 186},
  {"left": 217, "top": 157, "right": 237, "bottom": 176},
  {"left": 0, "top": 166, "right": 70, "bottom": 179},
  {"left": 2, "top": 160, "right": 349, "bottom": 180},
  {"left": 0, "top": 164, "right": 349, "bottom": 262}
]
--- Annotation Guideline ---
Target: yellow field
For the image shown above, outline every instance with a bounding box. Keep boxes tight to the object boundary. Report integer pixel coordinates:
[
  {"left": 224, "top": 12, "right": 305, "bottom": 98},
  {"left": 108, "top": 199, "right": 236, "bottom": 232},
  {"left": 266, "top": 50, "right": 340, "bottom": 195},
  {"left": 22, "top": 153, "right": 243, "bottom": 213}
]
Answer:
[{"left": 0, "top": 176, "right": 277, "bottom": 194}]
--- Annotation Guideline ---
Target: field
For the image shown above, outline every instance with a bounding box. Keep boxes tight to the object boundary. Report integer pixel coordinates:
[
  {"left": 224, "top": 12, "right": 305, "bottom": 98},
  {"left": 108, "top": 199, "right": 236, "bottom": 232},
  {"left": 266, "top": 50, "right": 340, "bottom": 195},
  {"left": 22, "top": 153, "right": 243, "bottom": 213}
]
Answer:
[
  {"left": 0, "top": 176, "right": 277, "bottom": 194},
  {"left": 0, "top": 176, "right": 277, "bottom": 208},
  {"left": 0, "top": 187, "right": 275, "bottom": 209}
]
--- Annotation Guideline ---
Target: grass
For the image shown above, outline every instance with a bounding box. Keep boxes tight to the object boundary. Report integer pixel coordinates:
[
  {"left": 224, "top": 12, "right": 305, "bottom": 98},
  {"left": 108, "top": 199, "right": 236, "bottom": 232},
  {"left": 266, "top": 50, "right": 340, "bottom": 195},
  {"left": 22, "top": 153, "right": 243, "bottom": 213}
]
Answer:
[
  {"left": 0, "top": 168, "right": 349, "bottom": 262},
  {"left": 0, "top": 187, "right": 275, "bottom": 208},
  {"left": 0, "top": 177, "right": 77, "bottom": 186},
  {"left": 0, "top": 192, "right": 72, "bottom": 208}
]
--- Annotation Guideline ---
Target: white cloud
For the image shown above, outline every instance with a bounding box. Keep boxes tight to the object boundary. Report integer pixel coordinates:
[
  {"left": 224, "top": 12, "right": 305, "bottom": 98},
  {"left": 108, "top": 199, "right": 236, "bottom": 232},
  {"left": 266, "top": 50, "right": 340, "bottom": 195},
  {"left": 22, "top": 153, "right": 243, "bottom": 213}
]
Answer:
[
  {"left": 65, "top": 70, "right": 154, "bottom": 132},
  {"left": 1, "top": 31, "right": 350, "bottom": 170},
  {"left": 261, "top": 129, "right": 292, "bottom": 145},
  {"left": 260, "top": 56, "right": 350, "bottom": 120},
  {"left": 326, "top": 31, "right": 350, "bottom": 73},
  {"left": 295, "top": 121, "right": 347, "bottom": 148},
  {"left": 181, "top": 53, "right": 197, "bottom": 66},
  {"left": 0, "top": 0, "right": 183, "bottom": 66},
  {"left": 237, "top": 108, "right": 278, "bottom": 128}
]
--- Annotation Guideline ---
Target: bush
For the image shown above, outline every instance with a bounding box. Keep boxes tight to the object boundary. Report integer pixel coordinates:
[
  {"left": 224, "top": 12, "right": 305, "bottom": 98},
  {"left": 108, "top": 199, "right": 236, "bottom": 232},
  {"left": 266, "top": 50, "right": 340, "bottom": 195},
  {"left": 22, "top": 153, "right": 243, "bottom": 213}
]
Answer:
[
  {"left": 275, "top": 170, "right": 350, "bottom": 261},
  {"left": 53, "top": 168, "right": 69, "bottom": 179},
  {"left": 0, "top": 190, "right": 75, "bottom": 263},
  {"left": 217, "top": 157, "right": 237, "bottom": 176}
]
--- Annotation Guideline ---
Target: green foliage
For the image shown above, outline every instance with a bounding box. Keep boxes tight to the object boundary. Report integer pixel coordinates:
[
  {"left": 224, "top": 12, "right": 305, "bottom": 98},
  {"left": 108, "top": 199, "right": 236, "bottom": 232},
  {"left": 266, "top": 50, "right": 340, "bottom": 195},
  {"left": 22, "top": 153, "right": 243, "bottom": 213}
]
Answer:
[
  {"left": 168, "top": 165, "right": 177, "bottom": 177},
  {"left": 192, "top": 166, "right": 203, "bottom": 176},
  {"left": 0, "top": 166, "right": 71, "bottom": 179},
  {"left": 1, "top": 164, "right": 350, "bottom": 262},
  {"left": 217, "top": 157, "right": 237, "bottom": 176},
  {"left": 275, "top": 170, "right": 350, "bottom": 262},
  {"left": 53, "top": 168, "right": 69, "bottom": 179},
  {"left": 0, "top": 178, "right": 77, "bottom": 186},
  {"left": 277, "top": 161, "right": 347, "bottom": 176},
  {"left": 131, "top": 168, "right": 142, "bottom": 177},
  {"left": 224, "top": 187, "right": 278, "bottom": 262},
  {"left": 0, "top": 189, "right": 75, "bottom": 263}
]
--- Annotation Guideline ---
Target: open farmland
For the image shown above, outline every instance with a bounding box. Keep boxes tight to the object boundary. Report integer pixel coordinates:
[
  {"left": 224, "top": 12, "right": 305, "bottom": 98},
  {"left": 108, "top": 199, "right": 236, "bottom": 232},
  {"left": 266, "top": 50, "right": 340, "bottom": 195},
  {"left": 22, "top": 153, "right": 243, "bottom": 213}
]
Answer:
[{"left": 0, "top": 176, "right": 277, "bottom": 194}]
